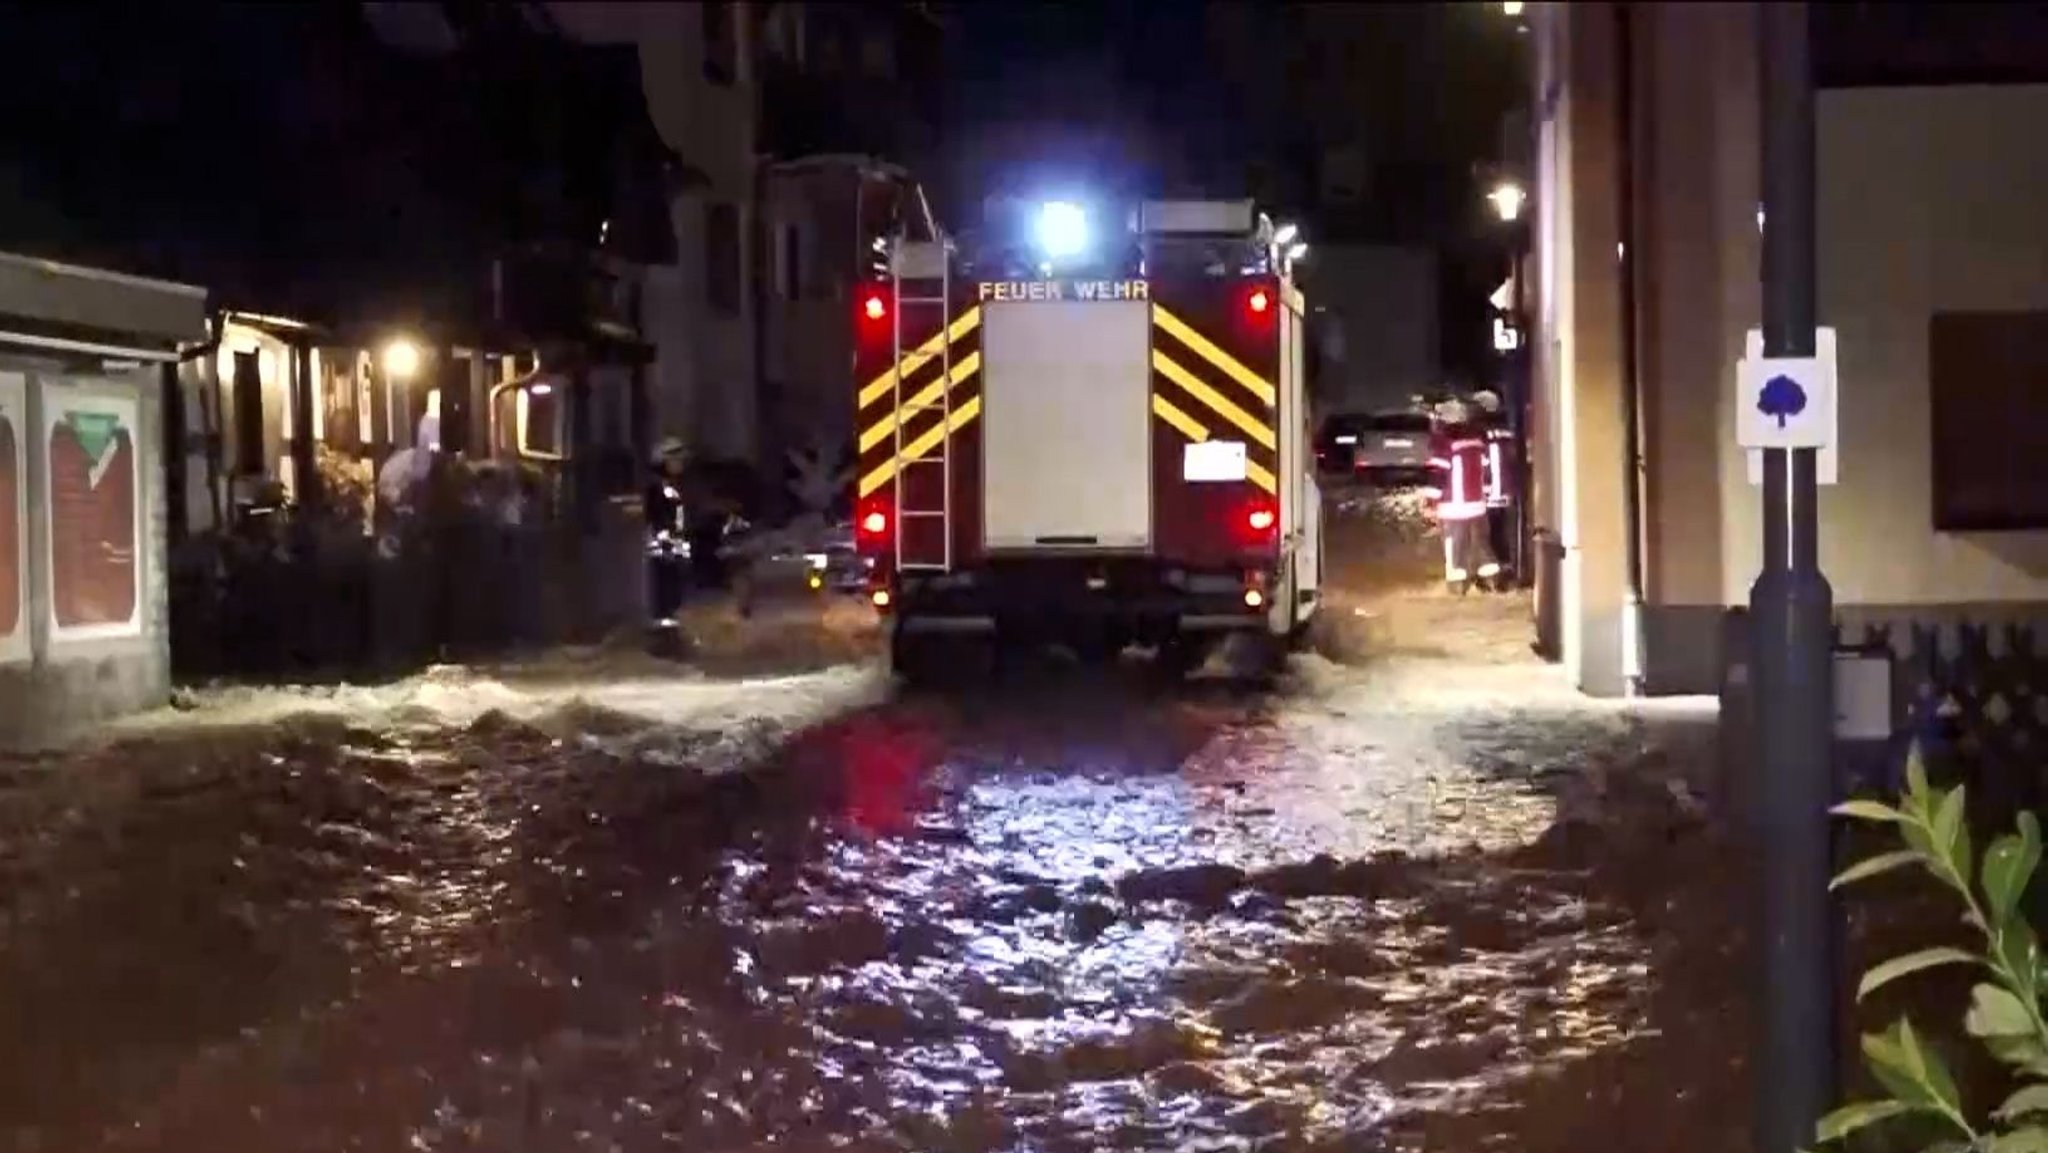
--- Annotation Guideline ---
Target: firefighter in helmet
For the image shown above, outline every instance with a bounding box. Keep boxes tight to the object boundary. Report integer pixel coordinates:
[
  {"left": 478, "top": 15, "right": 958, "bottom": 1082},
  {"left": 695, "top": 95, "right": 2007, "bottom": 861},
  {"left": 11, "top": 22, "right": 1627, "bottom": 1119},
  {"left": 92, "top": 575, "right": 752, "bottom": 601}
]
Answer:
[
  {"left": 1472, "top": 389, "right": 1517, "bottom": 584},
  {"left": 645, "top": 437, "right": 689, "bottom": 624},
  {"left": 1430, "top": 397, "right": 1502, "bottom": 593}
]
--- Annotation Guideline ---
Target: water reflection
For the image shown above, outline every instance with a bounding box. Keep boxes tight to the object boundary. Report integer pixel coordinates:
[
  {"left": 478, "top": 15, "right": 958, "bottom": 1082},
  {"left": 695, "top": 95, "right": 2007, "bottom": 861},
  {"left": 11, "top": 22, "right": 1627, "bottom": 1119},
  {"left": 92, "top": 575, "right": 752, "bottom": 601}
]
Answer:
[{"left": 0, "top": 672, "right": 1698, "bottom": 1153}]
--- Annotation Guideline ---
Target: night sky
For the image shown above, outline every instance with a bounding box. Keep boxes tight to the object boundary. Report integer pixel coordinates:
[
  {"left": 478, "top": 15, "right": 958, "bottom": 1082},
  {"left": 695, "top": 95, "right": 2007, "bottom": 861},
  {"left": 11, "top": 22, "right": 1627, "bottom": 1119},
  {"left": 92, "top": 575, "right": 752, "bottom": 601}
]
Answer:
[
  {"left": 0, "top": 0, "right": 1522, "bottom": 365},
  {"left": 935, "top": 1, "right": 1524, "bottom": 379}
]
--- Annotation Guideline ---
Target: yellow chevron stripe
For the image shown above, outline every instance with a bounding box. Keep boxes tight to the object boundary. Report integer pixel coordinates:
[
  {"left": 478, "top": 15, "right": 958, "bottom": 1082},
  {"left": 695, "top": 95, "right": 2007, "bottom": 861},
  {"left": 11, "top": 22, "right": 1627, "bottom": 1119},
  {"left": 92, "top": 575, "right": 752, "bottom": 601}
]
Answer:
[
  {"left": 856, "top": 395, "right": 982, "bottom": 498},
  {"left": 1150, "top": 393, "right": 1208, "bottom": 442},
  {"left": 1152, "top": 351, "right": 1276, "bottom": 450},
  {"left": 1150, "top": 394, "right": 1277, "bottom": 494},
  {"left": 1151, "top": 306, "right": 1276, "bottom": 407},
  {"left": 857, "top": 307, "right": 983, "bottom": 411},
  {"left": 856, "top": 351, "right": 981, "bottom": 454}
]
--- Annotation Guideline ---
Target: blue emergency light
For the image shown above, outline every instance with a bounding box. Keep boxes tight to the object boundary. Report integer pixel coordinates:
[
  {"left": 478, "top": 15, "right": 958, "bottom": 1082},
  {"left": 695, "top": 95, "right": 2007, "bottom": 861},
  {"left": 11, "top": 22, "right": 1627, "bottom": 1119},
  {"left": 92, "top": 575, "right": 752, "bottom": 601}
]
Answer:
[{"left": 1035, "top": 201, "right": 1089, "bottom": 260}]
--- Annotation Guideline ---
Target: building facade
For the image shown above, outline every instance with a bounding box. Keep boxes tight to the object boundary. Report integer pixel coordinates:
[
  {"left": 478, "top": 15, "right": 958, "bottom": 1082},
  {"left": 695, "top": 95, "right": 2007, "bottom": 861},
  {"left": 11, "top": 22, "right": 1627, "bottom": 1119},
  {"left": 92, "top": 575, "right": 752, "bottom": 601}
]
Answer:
[
  {"left": 1527, "top": 1, "right": 2048, "bottom": 698},
  {"left": 0, "top": 253, "right": 207, "bottom": 745},
  {"left": 1301, "top": 246, "right": 1440, "bottom": 420},
  {"left": 752, "top": 3, "right": 942, "bottom": 511},
  {"left": 550, "top": 1, "right": 763, "bottom": 467}
]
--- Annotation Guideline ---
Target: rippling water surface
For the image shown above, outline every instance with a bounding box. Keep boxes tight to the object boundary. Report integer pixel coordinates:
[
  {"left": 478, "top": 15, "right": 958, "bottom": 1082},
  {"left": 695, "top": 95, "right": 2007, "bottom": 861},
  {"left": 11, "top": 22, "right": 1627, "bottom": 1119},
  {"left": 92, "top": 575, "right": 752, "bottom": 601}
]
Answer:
[{"left": 0, "top": 505, "right": 1750, "bottom": 1153}]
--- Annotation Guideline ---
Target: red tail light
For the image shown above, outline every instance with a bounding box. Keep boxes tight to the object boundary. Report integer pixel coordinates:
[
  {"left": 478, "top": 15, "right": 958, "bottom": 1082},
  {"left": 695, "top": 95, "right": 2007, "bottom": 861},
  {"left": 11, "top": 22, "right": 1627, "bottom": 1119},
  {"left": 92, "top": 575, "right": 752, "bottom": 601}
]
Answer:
[
  {"left": 1237, "top": 501, "right": 1278, "bottom": 549},
  {"left": 860, "top": 287, "right": 890, "bottom": 324},
  {"left": 859, "top": 506, "right": 889, "bottom": 538},
  {"left": 1247, "top": 288, "right": 1271, "bottom": 315}
]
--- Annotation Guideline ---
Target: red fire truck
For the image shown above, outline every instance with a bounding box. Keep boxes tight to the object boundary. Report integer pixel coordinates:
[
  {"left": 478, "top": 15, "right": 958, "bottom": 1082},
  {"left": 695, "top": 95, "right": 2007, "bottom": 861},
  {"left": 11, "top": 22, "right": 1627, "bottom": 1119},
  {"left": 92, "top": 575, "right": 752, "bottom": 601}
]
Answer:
[{"left": 850, "top": 198, "right": 1323, "bottom": 683}]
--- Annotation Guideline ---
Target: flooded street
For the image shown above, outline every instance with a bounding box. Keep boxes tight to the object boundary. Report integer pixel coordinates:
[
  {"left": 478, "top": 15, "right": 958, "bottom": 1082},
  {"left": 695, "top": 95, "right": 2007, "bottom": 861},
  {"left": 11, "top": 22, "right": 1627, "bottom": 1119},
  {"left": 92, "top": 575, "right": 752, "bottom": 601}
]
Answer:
[{"left": 0, "top": 501, "right": 1752, "bottom": 1153}]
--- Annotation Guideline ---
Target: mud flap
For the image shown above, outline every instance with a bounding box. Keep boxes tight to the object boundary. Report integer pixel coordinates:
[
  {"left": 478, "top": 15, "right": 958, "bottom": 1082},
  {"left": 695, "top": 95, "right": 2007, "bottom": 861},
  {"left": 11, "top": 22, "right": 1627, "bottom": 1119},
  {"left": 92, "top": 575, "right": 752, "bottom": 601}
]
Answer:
[{"left": 1152, "top": 633, "right": 1219, "bottom": 681}]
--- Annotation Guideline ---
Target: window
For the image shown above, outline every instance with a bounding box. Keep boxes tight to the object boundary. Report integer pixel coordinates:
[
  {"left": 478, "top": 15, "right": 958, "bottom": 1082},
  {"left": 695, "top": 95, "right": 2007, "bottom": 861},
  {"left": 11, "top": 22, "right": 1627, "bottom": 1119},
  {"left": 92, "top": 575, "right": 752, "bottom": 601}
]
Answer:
[
  {"left": 761, "top": 3, "right": 802, "bottom": 64},
  {"left": 230, "top": 350, "right": 265, "bottom": 476},
  {"left": 702, "top": 0, "right": 737, "bottom": 84},
  {"left": 1928, "top": 311, "right": 2048, "bottom": 531},
  {"left": 705, "top": 201, "right": 741, "bottom": 313},
  {"left": 859, "top": 31, "right": 896, "bottom": 78},
  {"left": 1320, "top": 145, "right": 1368, "bottom": 205},
  {"left": 516, "top": 382, "right": 564, "bottom": 459},
  {"left": 779, "top": 223, "right": 803, "bottom": 300},
  {"left": 1368, "top": 413, "right": 1434, "bottom": 434}
]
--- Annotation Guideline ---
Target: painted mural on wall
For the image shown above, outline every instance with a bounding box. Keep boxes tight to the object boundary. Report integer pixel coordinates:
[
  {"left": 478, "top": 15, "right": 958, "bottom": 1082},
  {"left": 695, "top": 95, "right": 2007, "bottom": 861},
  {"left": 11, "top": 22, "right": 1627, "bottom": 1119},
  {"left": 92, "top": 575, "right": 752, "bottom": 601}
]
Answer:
[
  {"left": 0, "top": 373, "right": 23, "bottom": 661},
  {"left": 43, "top": 387, "right": 141, "bottom": 639}
]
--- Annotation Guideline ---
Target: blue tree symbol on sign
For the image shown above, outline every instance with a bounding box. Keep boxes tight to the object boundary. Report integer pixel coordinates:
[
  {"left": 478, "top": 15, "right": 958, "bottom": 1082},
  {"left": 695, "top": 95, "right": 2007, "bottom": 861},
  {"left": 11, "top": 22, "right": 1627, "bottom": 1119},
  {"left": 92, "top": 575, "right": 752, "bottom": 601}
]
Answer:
[{"left": 1757, "top": 373, "right": 1808, "bottom": 429}]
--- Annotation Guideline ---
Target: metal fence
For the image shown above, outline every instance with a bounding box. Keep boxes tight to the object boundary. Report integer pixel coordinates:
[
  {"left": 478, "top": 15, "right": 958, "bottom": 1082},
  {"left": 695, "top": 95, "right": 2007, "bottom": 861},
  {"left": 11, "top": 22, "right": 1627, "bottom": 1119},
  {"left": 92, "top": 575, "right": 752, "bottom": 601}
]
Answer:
[
  {"left": 168, "top": 479, "right": 645, "bottom": 682},
  {"left": 1720, "top": 608, "right": 2048, "bottom": 829},
  {"left": 1838, "top": 613, "right": 2048, "bottom": 819}
]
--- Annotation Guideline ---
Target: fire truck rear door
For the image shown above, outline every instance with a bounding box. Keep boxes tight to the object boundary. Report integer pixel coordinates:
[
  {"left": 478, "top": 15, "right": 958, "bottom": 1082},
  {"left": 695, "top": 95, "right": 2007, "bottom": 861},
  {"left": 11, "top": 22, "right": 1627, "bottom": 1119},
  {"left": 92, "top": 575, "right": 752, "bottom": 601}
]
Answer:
[{"left": 981, "top": 299, "right": 1152, "bottom": 551}]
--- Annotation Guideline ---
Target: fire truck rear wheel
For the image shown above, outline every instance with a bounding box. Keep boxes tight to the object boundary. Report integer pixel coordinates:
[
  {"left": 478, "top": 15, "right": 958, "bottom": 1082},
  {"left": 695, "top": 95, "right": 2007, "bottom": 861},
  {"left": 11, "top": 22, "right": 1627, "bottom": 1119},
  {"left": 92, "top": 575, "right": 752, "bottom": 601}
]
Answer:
[{"left": 889, "top": 624, "right": 942, "bottom": 687}]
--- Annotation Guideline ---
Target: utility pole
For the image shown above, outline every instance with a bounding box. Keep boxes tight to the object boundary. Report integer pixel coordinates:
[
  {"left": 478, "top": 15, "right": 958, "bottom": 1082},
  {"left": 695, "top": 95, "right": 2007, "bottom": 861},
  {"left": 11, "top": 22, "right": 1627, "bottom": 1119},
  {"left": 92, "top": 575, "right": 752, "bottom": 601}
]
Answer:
[{"left": 1750, "top": 3, "right": 1837, "bottom": 1152}]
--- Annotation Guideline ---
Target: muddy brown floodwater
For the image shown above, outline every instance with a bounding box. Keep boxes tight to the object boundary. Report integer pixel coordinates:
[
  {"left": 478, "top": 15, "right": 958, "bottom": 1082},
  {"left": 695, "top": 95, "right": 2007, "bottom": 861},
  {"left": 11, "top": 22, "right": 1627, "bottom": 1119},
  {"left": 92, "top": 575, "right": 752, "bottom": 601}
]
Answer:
[{"left": 0, "top": 495, "right": 1758, "bottom": 1153}]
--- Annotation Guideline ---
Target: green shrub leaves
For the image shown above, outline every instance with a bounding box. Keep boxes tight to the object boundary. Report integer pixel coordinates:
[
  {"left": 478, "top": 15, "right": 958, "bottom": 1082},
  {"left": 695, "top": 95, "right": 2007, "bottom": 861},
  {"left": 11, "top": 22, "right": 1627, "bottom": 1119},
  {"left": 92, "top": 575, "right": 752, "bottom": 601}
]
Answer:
[{"left": 1818, "top": 747, "right": 2048, "bottom": 1151}]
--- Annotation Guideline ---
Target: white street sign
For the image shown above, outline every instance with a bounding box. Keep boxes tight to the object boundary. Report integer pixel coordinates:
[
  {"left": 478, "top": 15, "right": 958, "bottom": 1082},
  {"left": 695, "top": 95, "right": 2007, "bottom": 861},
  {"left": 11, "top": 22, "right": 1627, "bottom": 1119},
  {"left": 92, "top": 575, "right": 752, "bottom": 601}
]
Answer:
[{"left": 1741, "top": 326, "right": 1838, "bottom": 485}]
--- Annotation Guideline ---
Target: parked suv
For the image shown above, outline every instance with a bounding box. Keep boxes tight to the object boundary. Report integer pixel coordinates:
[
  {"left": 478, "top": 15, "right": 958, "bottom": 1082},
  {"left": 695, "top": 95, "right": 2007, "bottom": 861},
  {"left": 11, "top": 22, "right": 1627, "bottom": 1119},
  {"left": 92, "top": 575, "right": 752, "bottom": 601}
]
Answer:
[{"left": 1350, "top": 411, "right": 1438, "bottom": 488}]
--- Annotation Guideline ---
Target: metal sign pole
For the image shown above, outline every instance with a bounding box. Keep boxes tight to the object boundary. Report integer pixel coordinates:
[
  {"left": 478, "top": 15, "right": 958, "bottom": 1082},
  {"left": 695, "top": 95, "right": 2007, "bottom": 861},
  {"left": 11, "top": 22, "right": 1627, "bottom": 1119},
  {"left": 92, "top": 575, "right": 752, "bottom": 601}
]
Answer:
[{"left": 1750, "top": 3, "right": 1838, "bottom": 1151}]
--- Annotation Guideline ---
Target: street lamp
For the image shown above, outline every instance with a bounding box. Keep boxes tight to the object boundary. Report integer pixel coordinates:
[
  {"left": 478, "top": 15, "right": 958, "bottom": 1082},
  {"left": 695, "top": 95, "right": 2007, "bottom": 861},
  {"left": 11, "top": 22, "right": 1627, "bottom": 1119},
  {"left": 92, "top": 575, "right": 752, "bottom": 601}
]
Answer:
[
  {"left": 381, "top": 337, "right": 420, "bottom": 449},
  {"left": 382, "top": 338, "right": 420, "bottom": 380},
  {"left": 1488, "top": 181, "right": 1526, "bottom": 223}
]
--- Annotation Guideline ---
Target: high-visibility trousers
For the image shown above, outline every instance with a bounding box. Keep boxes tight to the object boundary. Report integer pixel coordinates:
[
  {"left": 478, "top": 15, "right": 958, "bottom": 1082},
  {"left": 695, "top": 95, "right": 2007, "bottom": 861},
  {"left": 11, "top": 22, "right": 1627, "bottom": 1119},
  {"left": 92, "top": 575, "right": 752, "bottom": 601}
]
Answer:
[{"left": 1441, "top": 516, "right": 1502, "bottom": 583}]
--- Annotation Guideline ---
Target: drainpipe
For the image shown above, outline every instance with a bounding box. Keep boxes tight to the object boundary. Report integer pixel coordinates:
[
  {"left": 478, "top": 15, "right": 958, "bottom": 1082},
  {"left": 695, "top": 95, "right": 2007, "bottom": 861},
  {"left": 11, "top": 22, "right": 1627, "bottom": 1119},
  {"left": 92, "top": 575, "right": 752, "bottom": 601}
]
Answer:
[
  {"left": 1616, "top": 2, "right": 1648, "bottom": 696},
  {"left": 174, "top": 311, "right": 229, "bottom": 536},
  {"left": 752, "top": 155, "right": 772, "bottom": 499}
]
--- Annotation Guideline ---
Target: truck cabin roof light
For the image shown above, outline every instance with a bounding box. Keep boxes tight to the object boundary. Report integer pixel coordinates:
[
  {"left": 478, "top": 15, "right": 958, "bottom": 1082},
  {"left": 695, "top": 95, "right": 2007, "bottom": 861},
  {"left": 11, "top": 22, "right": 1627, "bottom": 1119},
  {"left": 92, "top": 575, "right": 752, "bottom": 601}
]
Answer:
[{"left": 1036, "top": 201, "right": 1089, "bottom": 260}]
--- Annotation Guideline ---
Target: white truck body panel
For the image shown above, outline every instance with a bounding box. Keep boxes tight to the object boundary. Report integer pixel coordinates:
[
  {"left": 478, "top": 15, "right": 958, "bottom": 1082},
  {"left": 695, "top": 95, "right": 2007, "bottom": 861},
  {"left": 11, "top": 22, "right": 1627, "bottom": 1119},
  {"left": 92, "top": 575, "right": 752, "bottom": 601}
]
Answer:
[
  {"left": 1284, "top": 300, "right": 1323, "bottom": 619},
  {"left": 980, "top": 299, "right": 1152, "bottom": 552}
]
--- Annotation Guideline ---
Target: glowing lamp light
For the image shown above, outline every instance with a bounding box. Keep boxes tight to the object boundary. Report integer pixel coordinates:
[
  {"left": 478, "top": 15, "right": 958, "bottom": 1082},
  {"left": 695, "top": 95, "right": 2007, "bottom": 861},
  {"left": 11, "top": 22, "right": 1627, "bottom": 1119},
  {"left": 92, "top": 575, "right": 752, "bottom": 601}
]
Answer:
[
  {"left": 863, "top": 294, "right": 887, "bottom": 321},
  {"left": 381, "top": 338, "right": 421, "bottom": 380},
  {"left": 1248, "top": 289, "right": 1271, "bottom": 315},
  {"left": 1489, "top": 181, "right": 1527, "bottom": 223},
  {"left": 1244, "top": 588, "right": 1265, "bottom": 609},
  {"left": 860, "top": 509, "right": 888, "bottom": 535},
  {"left": 871, "top": 589, "right": 892, "bottom": 609},
  {"left": 1035, "top": 200, "right": 1089, "bottom": 260},
  {"left": 1247, "top": 506, "right": 1277, "bottom": 532}
]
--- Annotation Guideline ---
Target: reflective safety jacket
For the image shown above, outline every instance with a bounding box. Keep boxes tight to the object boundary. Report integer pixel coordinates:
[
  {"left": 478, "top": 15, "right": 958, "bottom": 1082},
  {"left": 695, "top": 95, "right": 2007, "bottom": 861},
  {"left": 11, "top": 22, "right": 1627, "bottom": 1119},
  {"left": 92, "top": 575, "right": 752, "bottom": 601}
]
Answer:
[
  {"left": 1482, "top": 423, "right": 1515, "bottom": 508},
  {"left": 1431, "top": 422, "right": 1489, "bottom": 522}
]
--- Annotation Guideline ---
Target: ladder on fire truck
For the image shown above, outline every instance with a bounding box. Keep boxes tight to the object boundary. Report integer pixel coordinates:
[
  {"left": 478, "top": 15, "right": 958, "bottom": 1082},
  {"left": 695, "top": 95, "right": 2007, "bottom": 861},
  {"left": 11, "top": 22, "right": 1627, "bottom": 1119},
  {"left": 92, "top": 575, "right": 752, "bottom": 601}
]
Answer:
[{"left": 889, "top": 235, "right": 955, "bottom": 572}]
